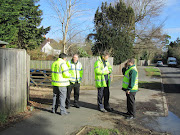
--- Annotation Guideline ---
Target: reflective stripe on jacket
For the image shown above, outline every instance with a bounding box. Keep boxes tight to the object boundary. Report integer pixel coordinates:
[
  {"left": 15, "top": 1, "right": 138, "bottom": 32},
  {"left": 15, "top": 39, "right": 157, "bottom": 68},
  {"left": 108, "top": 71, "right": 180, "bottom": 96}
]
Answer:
[
  {"left": 66, "top": 60, "right": 83, "bottom": 84},
  {"left": 94, "top": 56, "right": 112, "bottom": 88},
  {"left": 51, "top": 58, "right": 71, "bottom": 86},
  {"left": 122, "top": 65, "right": 138, "bottom": 92}
]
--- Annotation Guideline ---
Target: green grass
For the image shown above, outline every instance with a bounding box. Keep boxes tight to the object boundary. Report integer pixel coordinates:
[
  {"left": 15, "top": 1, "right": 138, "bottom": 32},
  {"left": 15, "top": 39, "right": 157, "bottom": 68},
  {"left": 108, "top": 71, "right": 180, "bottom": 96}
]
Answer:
[
  {"left": 139, "top": 81, "right": 161, "bottom": 90},
  {"left": 87, "top": 128, "right": 119, "bottom": 135},
  {"left": 147, "top": 65, "right": 155, "bottom": 67},
  {"left": 144, "top": 67, "right": 161, "bottom": 77},
  {"left": 0, "top": 113, "right": 8, "bottom": 124}
]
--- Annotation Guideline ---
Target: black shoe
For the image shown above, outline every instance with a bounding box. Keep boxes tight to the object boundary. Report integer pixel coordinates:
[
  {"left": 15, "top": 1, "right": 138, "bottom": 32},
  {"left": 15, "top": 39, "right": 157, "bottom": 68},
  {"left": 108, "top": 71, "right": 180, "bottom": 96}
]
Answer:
[
  {"left": 123, "top": 112, "right": 130, "bottom": 116},
  {"left": 99, "top": 108, "right": 107, "bottom": 113},
  {"left": 60, "top": 112, "right": 70, "bottom": 115},
  {"left": 105, "top": 107, "right": 114, "bottom": 112},
  {"left": 52, "top": 109, "right": 57, "bottom": 114},
  {"left": 126, "top": 116, "right": 135, "bottom": 120},
  {"left": 65, "top": 105, "right": 70, "bottom": 109},
  {"left": 74, "top": 103, "right": 80, "bottom": 108}
]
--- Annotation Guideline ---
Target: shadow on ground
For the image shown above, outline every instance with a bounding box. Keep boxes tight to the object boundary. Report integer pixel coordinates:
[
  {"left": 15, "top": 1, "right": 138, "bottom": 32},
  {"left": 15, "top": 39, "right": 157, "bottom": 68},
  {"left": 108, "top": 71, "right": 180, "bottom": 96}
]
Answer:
[
  {"left": 138, "top": 82, "right": 161, "bottom": 91},
  {"left": 30, "top": 97, "right": 99, "bottom": 112}
]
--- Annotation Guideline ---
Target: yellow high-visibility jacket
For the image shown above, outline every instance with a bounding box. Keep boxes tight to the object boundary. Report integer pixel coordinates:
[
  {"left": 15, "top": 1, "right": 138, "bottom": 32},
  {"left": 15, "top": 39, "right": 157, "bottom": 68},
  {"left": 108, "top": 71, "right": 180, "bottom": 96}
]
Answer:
[
  {"left": 94, "top": 56, "right": 112, "bottom": 88},
  {"left": 51, "top": 58, "right": 71, "bottom": 87},
  {"left": 66, "top": 60, "right": 83, "bottom": 84}
]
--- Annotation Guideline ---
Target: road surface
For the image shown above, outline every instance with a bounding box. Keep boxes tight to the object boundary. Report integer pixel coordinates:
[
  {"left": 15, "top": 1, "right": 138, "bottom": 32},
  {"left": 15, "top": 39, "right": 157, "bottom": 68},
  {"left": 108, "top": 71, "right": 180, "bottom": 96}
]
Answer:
[{"left": 160, "top": 66, "right": 180, "bottom": 118}]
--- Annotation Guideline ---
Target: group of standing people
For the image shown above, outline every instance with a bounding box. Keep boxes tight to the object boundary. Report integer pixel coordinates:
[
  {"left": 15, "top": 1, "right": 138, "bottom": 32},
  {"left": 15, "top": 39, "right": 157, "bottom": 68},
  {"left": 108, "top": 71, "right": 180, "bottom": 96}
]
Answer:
[
  {"left": 51, "top": 52, "right": 138, "bottom": 119},
  {"left": 51, "top": 53, "right": 83, "bottom": 115}
]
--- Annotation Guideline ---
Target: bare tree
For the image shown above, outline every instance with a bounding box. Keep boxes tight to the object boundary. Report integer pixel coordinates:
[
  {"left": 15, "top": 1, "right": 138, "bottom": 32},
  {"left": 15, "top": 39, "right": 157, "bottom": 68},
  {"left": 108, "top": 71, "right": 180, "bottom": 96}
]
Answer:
[{"left": 49, "top": 0, "right": 90, "bottom": 53}]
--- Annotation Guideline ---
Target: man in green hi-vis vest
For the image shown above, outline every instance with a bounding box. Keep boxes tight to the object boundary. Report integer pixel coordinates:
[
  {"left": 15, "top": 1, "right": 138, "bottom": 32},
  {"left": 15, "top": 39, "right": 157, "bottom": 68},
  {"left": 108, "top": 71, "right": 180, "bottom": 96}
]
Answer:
[
  {"left": 94, "top": 51, "right": 113, "bottom": 113},
  {"left": 122, "top": 58, "right": 138, "bottom": 119},
  {"left": 51, "top": 53, "right": 71, "bottom": 115}
]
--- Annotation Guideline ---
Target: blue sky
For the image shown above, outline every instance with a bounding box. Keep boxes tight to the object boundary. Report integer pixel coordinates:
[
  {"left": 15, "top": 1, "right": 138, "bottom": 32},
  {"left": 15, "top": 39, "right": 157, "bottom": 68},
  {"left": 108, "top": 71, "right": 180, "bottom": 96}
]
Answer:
[
  {"left": 162, "top": 0, "right": 180, "bottom": 42},
  {"left": 38, "top": 0, "right": 180, "bottom": 42}
]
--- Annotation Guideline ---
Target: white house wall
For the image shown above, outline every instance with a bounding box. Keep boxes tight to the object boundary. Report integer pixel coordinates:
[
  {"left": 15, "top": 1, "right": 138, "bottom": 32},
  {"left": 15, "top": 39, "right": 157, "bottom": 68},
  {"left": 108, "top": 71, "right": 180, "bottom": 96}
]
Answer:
[
  {"left": 41, "top": 42, "right": 61, "bottom": 55},
  {"left": 41, "top": 42, "right": 53, "bottom": 55}
]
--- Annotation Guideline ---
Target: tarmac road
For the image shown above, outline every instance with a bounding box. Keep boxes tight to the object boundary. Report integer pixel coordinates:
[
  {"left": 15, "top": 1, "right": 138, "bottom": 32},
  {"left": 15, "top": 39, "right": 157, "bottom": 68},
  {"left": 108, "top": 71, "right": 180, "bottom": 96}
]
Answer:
[{"left": 160, "top": 66, "right": 180, "bottom": 118}]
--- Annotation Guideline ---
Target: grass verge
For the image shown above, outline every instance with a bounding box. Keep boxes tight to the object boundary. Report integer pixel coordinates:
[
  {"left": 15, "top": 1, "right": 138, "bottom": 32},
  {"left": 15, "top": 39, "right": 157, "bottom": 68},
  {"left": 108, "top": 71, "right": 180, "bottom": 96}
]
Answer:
[
  {"left": 87, "top": 128, "right": 119, "bottom": 135},
  {"left": 144, "top": 67, "right": 161, "bottom": 77},
  {"left": 0, "top": 113, "right": 8, "bottom": 124},
  {"left": 139, "top": 81, "right": 161, "bottom": 90}
]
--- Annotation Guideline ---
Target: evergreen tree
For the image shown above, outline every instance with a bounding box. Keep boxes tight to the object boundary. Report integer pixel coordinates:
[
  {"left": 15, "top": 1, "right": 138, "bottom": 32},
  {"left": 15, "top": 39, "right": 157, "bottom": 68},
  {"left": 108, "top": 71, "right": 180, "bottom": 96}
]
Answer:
[
  {"left": 92, "top": 1, "right": 135, "bottom": 64},
  {"left": 0, "top": 0, "right": 50, "bottom": 49}
]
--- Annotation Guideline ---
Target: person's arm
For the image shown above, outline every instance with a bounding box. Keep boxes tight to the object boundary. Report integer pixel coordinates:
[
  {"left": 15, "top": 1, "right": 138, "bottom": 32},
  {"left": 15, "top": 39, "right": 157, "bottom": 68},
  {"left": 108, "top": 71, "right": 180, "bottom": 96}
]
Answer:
[
  {"left": 61, "top": 63, "right": 71, "bottom": 78},
  {"left": 122, "top": 67, "right": 127, "bottom": 75},
  {"left": 66, "top": 61, "right": 71, "bottom": 70},
  {"left": 127, "top": 69, "right": 137, "bottom": 90},
  {"left": 107, "top": 63, "right": 112, "bottom": 74},
  {"left": 80, "top": 63, "right": 83, "bottom": 81},
  {"left": 94, "top": 61, "right": 109, "bottom": 75}
]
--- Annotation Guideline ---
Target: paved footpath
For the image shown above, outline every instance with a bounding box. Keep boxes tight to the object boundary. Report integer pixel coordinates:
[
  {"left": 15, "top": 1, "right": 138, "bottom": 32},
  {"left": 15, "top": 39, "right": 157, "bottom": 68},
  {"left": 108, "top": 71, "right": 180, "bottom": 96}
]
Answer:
[{"left": 0, "top": 66, "right": 167, "bottom": 135}]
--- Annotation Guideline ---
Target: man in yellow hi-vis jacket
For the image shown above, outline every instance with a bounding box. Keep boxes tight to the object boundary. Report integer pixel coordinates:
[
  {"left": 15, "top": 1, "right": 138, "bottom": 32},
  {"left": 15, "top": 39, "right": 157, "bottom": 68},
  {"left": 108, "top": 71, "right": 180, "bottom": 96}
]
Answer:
[
  {"left": 94, "top": 52, "right": 113, "bottom": 112},
  {"left": 51, "top": 53, "right": 71, "bottom": 115},
  {"left": 65, "top": 54, "right": 83, "bottom": 109}
]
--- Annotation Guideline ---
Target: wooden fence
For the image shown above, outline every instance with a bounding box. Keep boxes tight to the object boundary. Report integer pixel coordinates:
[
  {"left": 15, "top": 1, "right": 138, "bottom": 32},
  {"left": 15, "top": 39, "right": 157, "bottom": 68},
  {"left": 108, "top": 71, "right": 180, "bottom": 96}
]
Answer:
[
  {"left": 30, "top": 57, "right": 114, "bottom": 86},
  {"left": 137, "top": 60, "right": 151, "bottom": 66},
  {"left": 113, "top": 61, "right": 127, "bottom": 76},
  {"left": 0, "top": 48, "right": 30, "bottom": 115}
]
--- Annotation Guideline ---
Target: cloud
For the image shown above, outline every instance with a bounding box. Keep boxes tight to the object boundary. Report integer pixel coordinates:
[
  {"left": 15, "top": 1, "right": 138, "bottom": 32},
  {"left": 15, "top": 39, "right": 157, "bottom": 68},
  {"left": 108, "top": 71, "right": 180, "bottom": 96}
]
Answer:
[{"left": 164, "top": 27, "right": 180, "bottom": 34}]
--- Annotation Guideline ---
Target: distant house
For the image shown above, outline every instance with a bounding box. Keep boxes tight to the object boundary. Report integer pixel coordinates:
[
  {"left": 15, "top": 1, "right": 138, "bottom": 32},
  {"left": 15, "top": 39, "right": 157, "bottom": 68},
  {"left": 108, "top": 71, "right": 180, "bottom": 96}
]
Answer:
[
  {"left": 0, "top": 40, "right": 9, "bottom": 48},
  {"left": 41, "top": 38, "right": 61, "bottom": 55}
]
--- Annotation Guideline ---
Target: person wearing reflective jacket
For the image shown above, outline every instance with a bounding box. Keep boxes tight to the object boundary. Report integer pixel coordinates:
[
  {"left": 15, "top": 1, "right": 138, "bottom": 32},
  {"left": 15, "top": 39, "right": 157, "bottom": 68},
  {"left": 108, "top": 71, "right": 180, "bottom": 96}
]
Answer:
[
  {"left": 65, "top": 54, "right": 83, "bottom": 108},
  {"left": 122, "top": 58, "right": 138, "bottom": 119},
  {"left": 94, "top": 51, "right": 113, "bottom": 112},
  {"left": 51, "top": 53, "right": 71, "bottom": 115}
]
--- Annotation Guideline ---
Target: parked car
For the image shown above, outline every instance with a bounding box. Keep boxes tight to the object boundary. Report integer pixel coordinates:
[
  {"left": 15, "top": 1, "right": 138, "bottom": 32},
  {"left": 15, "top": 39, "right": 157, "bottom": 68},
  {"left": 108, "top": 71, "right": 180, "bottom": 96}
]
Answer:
[
  {"left": 156, "top": 61, "right": 163, "bottom": 67},
  {"left": 167, "top": 57, "right": 177, "bottom": 67}
]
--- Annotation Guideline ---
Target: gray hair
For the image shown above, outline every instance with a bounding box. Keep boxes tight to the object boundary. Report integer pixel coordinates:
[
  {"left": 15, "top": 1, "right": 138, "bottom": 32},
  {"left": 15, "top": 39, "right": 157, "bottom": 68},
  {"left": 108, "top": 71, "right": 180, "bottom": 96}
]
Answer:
[{"left": 128, "top": 58, "right": 135, "bottom": 64}]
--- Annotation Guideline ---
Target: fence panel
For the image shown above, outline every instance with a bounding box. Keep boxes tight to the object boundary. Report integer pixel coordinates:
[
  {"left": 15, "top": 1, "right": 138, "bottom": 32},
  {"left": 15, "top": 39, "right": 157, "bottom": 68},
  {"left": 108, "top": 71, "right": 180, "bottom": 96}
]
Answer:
[
  {"left": 0, "top": 48, "right": 30, "bottom": 115},
  {"left": 30, "top": 57, "right": 114, "bottom": 86},
  {"left": 112, "top": 61, "right": 127, "bottom": 76}
]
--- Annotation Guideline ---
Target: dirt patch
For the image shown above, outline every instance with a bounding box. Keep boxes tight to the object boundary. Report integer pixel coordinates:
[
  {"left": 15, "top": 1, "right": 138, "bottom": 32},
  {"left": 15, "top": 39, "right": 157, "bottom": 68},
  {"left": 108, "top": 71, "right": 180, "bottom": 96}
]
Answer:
[
  {"left": 73, "top": 126, "right": 119, "bottom": 135},
  {"left": 136, "top": 100, "right": 161, "bottom": 112},
  {"left": 74, "top": 117, "right": 167, "bottom": 135}
]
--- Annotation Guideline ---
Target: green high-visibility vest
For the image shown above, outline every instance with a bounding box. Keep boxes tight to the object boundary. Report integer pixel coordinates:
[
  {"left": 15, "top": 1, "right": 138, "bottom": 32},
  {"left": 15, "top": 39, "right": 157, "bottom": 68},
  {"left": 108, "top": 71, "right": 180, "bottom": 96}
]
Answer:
[
  {"left": 66, "top": 60, "right": 83, "bottom": 84},
  {"left": 94, "top": 56, "right": 112, "bottom": 88},
  {"left": 51, "top": 58, "right": 71, "bottom": 87},
  {"left": 122, "top": 66, "right": 138, "bottom": 91}
]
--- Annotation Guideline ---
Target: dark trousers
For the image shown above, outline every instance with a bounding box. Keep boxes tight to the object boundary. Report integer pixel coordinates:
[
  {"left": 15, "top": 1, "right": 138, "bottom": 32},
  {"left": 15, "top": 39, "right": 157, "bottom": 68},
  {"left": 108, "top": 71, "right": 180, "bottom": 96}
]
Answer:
[
  {"left": 66, "top": 82, "right": 80, "bottom": 106},
  {"left": 97, "top": 86, "right": 110, "bottom": 110},
  {"left": 126, "top": 92, "right": 136, "bottom": 117}
]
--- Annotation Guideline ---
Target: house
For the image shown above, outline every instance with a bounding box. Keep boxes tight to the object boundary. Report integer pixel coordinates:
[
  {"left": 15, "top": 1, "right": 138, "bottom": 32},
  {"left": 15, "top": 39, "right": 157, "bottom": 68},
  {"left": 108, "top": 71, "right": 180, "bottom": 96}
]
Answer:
[
  {"left": 0, "top": 40, "right": 9, "bottom": 48},
  {"left": 41, "top": 38, "right": 61, "bottom": 55}
]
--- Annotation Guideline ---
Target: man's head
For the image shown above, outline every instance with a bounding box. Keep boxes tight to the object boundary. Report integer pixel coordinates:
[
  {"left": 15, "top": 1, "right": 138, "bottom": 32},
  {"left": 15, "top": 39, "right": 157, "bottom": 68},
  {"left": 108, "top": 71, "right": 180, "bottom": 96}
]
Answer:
[
  {"left": 72, "top": 54, "right": 79, "bottom": 63},
  {"left": 102, "top": 51, "right": 109, "bottom": 61},
  {"left": 127, "top": 58, "right": 135, "bottom": 66},
  {"left": 59, "top": 53, "right": 67, "bottom": 61}
]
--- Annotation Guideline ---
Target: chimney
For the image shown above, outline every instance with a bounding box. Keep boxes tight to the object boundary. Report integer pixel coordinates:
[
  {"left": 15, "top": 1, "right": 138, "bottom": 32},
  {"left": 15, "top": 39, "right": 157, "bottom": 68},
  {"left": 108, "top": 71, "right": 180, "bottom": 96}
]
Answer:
[{"left": 47, "top": 38, "right": 50, "bottom": 43}]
